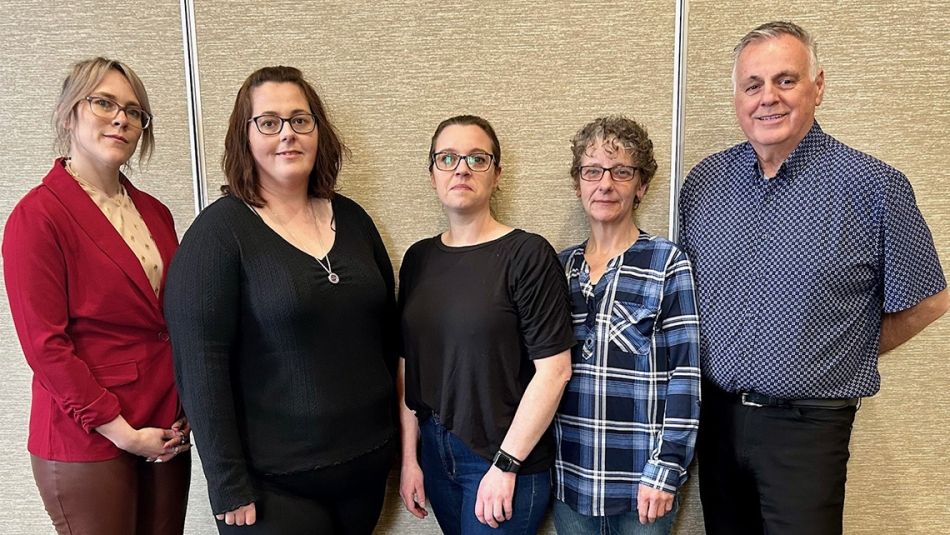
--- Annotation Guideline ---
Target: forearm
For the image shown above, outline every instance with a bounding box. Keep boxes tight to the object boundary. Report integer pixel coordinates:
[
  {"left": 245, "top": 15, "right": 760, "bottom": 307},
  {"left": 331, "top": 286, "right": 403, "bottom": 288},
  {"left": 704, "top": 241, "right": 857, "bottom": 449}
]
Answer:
[
  {"left": 644, "top": 257, "right": 701, "bottom": 490},
  {"left": 880, "top": 288, "right": 950, "bottom": 354},
  {"left": 95, "top": 414, "right": 136, "bottom": 449},
  {"left": 499, "top": 351, "right": 571, "bottom": 461},
  {"left": 397, "top": 358, "right": 420, "bottom": 466},
  {"left": 173, "top": 349, "right": 254, "bottom": 513},
  {"left": 4, "top": 213, "right": 122, "bottom": 431}
]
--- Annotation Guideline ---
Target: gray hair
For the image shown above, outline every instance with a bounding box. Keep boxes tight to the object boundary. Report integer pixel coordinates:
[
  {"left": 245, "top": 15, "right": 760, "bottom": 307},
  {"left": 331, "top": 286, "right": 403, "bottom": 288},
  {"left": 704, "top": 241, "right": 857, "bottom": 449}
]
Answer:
[{"left": 732, "top": 21, "right": 820, "bottom": 88}]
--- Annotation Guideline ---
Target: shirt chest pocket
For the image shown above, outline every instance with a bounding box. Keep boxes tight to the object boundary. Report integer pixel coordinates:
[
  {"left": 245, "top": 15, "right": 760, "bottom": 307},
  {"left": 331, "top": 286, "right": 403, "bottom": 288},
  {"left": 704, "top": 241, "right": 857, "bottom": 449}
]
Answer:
[{"left": 608, "top": 301, "right": 657, "bottom": 355}]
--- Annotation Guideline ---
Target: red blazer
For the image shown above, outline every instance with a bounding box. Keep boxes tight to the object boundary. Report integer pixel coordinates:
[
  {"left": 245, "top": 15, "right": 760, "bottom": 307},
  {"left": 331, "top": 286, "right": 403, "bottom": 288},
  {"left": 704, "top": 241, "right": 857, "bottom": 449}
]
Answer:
[{"left": 3, "top": 159, "right": 181, "bottom": 461}]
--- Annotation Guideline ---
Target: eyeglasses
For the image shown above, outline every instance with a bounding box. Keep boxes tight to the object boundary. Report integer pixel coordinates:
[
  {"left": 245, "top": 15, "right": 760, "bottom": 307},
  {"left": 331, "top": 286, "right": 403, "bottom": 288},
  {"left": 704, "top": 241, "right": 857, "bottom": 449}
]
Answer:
[
  {"left": 85, "top": 96, "right": 151, "bottom": 129},
  {"left": 248, "top": 114, "right": 317, "bottom": 136},
  {"left": 579, "top": 165, "right": 639, "bottom": 182},
  {"left": 432, "top": 152, "right": 495, "bottom": 172}
]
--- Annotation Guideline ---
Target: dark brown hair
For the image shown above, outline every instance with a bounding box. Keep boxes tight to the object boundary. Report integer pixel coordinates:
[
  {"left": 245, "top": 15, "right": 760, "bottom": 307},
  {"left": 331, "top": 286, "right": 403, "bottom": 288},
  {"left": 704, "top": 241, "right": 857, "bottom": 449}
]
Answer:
[
  {"left": 222, "top": 66, "right": 348, "bottom": 206},
  {"left": 427, "top": 115, "right": 501, "bottom": 172}
]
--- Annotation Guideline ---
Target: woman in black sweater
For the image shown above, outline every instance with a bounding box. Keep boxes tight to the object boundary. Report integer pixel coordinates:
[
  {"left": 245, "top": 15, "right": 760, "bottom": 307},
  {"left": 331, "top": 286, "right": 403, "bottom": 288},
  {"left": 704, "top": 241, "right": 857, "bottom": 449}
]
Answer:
[{"left": 165, "top": 66, "right": 397, "bottom": 534}]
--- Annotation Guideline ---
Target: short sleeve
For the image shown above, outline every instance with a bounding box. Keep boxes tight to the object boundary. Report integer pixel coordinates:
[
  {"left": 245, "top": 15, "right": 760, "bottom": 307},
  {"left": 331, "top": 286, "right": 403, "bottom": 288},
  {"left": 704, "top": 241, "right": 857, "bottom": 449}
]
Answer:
[
  {"left": 880, "top": 172, "right": 947, "bottom": 313},
  {"left": 509, "top": 235, "right": 576, "bottom": 360}
]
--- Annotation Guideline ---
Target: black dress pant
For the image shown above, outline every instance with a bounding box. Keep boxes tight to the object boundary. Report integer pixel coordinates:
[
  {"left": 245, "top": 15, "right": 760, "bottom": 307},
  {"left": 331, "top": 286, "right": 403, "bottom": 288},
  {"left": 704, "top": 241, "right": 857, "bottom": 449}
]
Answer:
[
  {"left": 698, "top": 385, "right": 856, "bottom": 535},
  {"left": 217, "top": 441, "right": 393, "bottom": 535}
]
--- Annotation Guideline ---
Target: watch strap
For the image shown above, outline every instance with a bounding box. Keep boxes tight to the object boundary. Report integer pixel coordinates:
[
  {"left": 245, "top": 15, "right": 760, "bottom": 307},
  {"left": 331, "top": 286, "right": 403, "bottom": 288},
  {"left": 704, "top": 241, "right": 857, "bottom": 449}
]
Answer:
[{"left": 492, "top": 448, "right": 523, "bottom": 473}]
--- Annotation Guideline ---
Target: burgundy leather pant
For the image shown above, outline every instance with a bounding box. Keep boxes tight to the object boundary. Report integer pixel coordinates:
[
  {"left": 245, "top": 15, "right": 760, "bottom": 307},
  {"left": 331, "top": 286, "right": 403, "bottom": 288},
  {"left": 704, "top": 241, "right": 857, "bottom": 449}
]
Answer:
[{"left": 31, "top": 451, "right": 190, "bottom": 535}]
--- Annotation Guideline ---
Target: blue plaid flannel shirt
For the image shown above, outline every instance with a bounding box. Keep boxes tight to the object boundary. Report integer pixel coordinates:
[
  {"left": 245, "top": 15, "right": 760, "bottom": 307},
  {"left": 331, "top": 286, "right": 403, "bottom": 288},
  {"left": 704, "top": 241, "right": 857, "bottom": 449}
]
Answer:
[{"left": 553, "top": 233, "right": 701, "bottom": 516}]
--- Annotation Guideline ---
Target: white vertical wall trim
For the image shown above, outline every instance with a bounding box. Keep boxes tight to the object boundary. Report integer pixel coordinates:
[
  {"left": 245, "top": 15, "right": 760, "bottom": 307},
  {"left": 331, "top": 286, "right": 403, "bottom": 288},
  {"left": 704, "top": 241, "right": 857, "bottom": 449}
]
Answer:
[
  {"left": 668, "top": 0, "right": 688, "bottom": 241},
  {"left": 180, "top": 0, "right": 208, "bottom": 213}
]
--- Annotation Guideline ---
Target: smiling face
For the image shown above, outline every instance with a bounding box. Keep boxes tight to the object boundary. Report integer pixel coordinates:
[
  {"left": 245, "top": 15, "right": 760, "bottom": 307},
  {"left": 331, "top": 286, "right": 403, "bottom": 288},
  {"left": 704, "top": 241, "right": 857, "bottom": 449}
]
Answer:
[
  {"left": 734, "top": 34, "right": 824, "bottom": 163},
  {"left": 248, "top": 82, "right": 318, "bottom": 193},
  {"left": 67, "top": 69, "right": 143, "bottom": 172},
  {"left": 429, "top": 124, "right": 500, "bottom": 216},
  {"left": 577, "top": 139, "right": 646, "bottom": 226}
]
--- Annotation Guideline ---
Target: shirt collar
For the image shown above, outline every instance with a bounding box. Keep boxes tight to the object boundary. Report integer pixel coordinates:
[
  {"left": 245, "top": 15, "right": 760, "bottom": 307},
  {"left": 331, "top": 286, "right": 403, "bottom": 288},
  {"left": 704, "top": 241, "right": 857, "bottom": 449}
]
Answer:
[{"left": 739, "top": 121, "right": 829, "bottom": 181}]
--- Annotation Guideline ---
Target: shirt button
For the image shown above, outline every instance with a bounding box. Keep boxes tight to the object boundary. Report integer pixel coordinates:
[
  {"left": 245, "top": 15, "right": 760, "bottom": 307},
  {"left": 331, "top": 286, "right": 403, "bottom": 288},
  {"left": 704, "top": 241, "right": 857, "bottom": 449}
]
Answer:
[{"left": 158, "top": 331, "right": 170, "bottom": 342}]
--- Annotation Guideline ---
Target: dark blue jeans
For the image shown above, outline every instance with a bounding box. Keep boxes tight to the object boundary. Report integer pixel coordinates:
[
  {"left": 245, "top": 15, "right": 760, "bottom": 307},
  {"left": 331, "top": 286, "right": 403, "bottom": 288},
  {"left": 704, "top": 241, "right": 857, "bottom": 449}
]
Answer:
[
  {"left": 551, "top": 496, "right": 679, "bottom": 535},
  {"left": 418, "top": 416, "right": 551, "bottom": 535}
]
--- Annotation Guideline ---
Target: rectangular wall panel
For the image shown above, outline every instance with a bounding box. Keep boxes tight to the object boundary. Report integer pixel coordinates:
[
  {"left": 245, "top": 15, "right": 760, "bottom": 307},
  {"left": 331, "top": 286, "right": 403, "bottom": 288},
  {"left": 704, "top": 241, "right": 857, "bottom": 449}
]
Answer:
[
  {"left": 191, "top": 2, "right": 678, "bottom": 533},
  {"left": 0, "top": 1, "right": 195, "bottom": 533}
]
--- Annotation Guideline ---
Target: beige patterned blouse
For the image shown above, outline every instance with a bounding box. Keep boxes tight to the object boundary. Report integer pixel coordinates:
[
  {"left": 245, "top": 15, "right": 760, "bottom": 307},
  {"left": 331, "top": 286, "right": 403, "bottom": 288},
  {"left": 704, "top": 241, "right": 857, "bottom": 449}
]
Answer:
[{"left": 68, "top": 166, "right": 164, "bottom": 297}]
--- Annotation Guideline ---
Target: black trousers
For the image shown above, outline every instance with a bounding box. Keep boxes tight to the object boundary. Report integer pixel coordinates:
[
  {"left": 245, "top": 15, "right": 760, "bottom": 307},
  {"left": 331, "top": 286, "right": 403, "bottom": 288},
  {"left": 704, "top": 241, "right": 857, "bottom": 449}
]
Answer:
[
  {"left": 698, "top": 384, "right": 856, "bottom": 535},
  {"left": 217, "top": 441, "right": 393, "bottom": 535}
]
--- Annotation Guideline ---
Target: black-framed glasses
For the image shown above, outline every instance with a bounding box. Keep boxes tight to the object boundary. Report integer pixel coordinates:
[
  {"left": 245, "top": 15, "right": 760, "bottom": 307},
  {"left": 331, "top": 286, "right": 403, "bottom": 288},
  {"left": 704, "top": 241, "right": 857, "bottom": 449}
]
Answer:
[
  {"left": 432, "top": 151, "right": 495, "bottom": 172},
  {"left": 579, "top": 165, "right": 639, "bottom": 182},
  {"left": 85, "top": 96, "right": 151, "bottom": 129},
  {"left": 248, "top": 113, "right": 317, "bottom": 135}
]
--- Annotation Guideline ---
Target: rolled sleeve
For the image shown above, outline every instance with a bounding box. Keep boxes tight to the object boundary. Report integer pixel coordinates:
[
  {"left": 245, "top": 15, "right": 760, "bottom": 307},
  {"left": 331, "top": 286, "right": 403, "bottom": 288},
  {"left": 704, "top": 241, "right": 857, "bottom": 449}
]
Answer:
[
  {"left": 2, "top": 202, "right": 121, "bottom": 433},
  {"left": 645, "top": 249, "right": 701, "bottom": 493}
]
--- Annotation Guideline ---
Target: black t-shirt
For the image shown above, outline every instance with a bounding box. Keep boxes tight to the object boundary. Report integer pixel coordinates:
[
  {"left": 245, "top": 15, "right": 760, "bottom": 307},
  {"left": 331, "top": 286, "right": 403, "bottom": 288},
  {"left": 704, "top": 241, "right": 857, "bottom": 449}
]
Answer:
[
  {"left": 165, "top": 194, "right": 398, "bottom": 514},
  {"left": 399, "top": 229, "right": 575, "bottom": 473}
]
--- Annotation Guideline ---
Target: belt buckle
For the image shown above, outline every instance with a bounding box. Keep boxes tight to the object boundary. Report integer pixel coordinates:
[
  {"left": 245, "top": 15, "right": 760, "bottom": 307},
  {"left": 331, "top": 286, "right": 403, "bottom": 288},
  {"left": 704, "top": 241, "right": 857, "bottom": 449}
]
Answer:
[{"left": 740, "top": 393, "right": 764, "bottom": 407}]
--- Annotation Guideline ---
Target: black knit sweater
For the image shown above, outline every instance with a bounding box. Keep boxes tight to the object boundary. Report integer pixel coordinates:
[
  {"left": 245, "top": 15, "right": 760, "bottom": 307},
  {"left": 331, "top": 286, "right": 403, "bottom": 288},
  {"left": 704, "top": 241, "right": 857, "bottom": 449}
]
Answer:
[{"left": 165, "top": 194, "right": 397, "bottom": 514}]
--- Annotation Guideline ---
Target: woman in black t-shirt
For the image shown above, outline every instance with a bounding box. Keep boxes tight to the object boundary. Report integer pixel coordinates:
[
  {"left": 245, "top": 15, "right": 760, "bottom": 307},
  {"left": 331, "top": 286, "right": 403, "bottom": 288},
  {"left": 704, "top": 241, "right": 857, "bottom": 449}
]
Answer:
[{"left": 397, "top": 115, "right": 575, "bottom": 534}]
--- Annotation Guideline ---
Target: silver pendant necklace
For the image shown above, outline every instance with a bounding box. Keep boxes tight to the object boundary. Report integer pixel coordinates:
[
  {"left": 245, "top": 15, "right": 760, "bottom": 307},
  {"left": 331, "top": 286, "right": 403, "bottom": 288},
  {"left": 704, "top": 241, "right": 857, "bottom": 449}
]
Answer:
[
  {"left": 309, "top": 199, "right": 339, "bottom": 284},
  {"left": 252, "top": 199, "right": 339, "bottom": 285}
]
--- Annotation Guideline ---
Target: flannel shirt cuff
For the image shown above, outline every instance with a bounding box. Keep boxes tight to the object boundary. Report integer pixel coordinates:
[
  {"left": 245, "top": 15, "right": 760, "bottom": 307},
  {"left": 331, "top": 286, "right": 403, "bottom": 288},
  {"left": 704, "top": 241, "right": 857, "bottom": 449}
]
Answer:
[{"left": 640, "top": 460, "right": 683, "bottom": 494}]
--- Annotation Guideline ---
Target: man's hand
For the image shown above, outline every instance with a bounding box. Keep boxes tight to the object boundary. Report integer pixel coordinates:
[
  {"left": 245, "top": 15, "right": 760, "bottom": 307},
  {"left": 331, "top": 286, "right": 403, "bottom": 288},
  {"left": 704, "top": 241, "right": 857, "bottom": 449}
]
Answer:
[
  {"left": 475, "top": 466, "right": 516, "bottom": 528},
  {"left": 637, "top": 484, "right": 674, "bottom": 524}
]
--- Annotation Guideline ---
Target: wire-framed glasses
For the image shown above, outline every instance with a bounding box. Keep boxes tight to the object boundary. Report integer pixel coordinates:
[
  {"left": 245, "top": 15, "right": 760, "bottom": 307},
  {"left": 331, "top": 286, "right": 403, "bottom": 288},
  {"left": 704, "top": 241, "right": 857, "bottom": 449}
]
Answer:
[
  {"left": 85, "top": 96, "right": 151, "bottom": 130},
  {"left": 578, "top": 165, "right": 639, "bottom": 182},
  {"left": 248, "top": 114, "right": 318, "bottom": 135}
]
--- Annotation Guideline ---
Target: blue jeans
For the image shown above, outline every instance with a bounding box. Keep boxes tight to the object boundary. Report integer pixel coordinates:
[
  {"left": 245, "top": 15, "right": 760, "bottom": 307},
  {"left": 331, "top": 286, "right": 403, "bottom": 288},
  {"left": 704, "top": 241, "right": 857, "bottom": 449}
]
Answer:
[
  {"left": 418, "top": 416, "right": 551, "bottom": 535},
  {"left": 551, "top": 497, "right": 679, "bottom": 535}
]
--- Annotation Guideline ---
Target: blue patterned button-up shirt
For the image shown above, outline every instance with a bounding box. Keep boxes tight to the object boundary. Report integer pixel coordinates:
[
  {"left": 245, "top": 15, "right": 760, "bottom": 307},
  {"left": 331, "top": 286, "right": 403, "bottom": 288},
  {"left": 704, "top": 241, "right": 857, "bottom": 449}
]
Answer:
[
  {"left": 553, "top": 233, "right": 701, "bottom": 516},
  {"left": 679, "top": 122, "right": 946, "bottom": 399}
]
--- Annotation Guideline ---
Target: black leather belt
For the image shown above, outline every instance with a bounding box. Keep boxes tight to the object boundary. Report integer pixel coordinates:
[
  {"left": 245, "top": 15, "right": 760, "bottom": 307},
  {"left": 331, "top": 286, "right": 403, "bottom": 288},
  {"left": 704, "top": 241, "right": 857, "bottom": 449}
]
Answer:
[{"left": 737, "top": 391, "right": 859, "bottom": 409}]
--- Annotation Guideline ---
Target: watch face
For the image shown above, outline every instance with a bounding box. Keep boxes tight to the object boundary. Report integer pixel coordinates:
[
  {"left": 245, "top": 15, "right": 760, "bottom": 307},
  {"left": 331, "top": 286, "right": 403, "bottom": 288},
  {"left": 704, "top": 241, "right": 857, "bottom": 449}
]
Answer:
[{"left": 493, "top": 451, "right": 519, "bottom": 473}]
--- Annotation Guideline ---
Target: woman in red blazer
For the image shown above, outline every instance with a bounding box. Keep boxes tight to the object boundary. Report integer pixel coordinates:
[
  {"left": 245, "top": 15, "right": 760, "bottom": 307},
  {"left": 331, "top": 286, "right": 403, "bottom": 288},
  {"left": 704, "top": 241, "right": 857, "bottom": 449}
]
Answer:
[{"left": 2, "top": 57, "right": 190, "bottom": 535}]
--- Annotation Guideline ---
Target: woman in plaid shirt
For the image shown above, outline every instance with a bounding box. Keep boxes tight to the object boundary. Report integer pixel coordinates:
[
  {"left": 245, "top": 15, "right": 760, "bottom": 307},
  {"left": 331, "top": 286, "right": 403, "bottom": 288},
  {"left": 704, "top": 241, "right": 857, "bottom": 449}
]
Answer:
[{"left": 552, "top": 116, "right": 701, "bottom": 535}]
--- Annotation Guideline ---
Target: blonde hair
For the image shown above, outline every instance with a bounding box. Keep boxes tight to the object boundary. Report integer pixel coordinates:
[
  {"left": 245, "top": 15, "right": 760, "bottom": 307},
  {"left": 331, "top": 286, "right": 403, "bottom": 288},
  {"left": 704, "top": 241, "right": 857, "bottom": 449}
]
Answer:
[{"left": 53, "top": 57, "right": 154, "bottom": 165}]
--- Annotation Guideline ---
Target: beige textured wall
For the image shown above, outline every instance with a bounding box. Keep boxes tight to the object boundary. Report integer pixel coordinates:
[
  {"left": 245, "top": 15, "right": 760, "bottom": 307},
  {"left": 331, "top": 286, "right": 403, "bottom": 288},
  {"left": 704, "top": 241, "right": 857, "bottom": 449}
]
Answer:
[
  {"left": 1, "top": 1, "right": 947, "bottom": 534},
  {"left": 685, "top": 2, "right": 950, "bottom": 533},
  {"left": 191, "top": 1, "right": 677, "bottom": 533},
  {"left": 0, "top": 1, "right": 196, "bottom": 534}
]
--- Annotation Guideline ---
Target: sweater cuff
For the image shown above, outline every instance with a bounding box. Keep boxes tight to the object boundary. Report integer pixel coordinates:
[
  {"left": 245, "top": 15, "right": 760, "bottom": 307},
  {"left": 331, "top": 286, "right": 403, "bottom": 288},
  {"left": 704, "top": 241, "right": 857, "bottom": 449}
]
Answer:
[{"left": 210, "top": 473, "right": 258, "bottom": 516}]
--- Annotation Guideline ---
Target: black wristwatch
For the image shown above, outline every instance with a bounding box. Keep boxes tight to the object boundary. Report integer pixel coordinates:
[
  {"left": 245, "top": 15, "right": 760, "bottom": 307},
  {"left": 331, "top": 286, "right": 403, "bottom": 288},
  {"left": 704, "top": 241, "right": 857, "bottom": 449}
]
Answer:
[{"left": 492, "top": 449, "right": 522, "bottom": 473}]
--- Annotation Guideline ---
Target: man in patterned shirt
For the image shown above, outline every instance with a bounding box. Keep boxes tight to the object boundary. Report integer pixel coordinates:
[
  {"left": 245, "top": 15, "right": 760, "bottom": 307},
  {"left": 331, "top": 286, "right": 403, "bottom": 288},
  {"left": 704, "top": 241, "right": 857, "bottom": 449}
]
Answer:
[{"left": 679, "top": 21, "right": 949, "bottom": 535}]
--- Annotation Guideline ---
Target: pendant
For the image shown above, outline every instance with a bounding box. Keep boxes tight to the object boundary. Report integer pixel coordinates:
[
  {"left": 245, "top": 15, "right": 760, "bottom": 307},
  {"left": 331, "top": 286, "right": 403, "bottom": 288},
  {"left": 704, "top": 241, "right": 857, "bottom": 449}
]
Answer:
[{"left": 328, "top": 272, "right": 340, "bottom": 284}]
